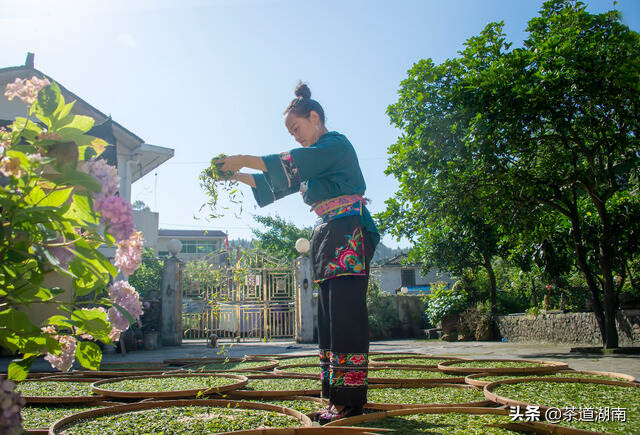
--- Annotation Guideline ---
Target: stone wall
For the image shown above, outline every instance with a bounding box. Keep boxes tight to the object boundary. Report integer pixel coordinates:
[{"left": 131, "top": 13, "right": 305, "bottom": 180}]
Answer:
[{"left": 495, "top": 310, "right": 640, "bottom": 346}]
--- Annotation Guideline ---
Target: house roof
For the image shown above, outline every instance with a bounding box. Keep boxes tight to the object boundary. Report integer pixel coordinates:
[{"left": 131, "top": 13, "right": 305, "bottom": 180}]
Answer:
[
  {"left": 0, "top": 55, "right": 174, "bottom": 182},
  {"left": 379, "top": 252, "right": 421, "bottom": 268},
  {"left": 158, "top": 229, "right": 227, "bottom": 238}
]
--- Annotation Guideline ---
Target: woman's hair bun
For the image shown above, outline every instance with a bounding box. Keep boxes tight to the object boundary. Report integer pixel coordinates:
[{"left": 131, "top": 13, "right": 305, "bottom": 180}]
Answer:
[{"left": 294, "top": 82, "right": 311, "bottom": 99}]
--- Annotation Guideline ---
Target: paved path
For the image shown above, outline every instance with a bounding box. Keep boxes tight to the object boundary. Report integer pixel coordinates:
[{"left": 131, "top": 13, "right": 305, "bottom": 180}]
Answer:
[{"left": 2, "top": 339, "right": 639, "bottom": 379}]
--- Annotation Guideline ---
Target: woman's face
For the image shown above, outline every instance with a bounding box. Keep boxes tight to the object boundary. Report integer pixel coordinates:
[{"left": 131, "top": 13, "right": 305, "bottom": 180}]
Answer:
[{"left": 285, "top": 111, "right": 322, "bottom": 147}]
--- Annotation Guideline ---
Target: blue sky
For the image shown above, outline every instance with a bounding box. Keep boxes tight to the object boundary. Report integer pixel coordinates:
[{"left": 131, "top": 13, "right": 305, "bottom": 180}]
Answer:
[{"left": 2, "top": 0, "right": 638, "bottom": 248}]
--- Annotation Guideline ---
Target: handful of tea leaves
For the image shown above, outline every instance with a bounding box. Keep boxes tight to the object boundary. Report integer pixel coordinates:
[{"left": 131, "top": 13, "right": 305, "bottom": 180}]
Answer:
[{"left": 199, "top": 154, "right": 243, "bottom": 219}]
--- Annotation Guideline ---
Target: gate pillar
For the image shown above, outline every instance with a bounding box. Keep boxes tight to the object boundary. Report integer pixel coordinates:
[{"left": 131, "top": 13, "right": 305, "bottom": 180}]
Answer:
[
  {"left": 161, "top": 240, "right": 184, "bottom": 346},
  {"left": 295, "top": 256, "right": 314, "bottom": 343}
]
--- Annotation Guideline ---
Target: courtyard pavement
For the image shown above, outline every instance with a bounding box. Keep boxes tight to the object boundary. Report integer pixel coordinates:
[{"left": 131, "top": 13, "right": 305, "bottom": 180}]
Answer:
[{"left": 3, "top": 338, "right": 638, "bottom": 379}]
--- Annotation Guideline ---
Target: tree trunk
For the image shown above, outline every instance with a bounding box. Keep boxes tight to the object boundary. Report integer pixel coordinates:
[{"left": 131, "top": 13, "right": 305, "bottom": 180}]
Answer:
[
  {"left": 530, "top": 277, "right": 538, "bottom": 307},
  {"left": 483, "top": 257, "right": 497, "bottom": 312},
  {"left": 567, "top": 205, "right": 608, "bottom": 346},
  {"left": 593, "top": 200, "right": 619, "bottom": 349}
]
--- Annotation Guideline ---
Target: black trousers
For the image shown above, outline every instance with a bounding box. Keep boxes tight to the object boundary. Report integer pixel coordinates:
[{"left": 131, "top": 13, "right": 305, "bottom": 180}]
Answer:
[{"left": 316, "top": 229, "right": 375, "bottom": 408}]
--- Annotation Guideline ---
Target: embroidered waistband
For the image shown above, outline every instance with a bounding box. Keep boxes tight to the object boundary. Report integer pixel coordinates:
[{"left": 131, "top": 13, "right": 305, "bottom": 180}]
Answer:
[{"left": 311, "top": 194, "right": 366, "bottom": 218}]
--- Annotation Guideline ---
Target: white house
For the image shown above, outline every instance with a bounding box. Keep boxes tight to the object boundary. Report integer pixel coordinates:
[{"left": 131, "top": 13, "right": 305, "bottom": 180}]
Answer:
[
  {"left": 0, "top": 53, "right": 174, "bottom": 254},
  {"left": 157, "top": 229, "right": 228, "bottom": 262},
  {"left": 371, "top": 253, "right": 454, "bottom": 294}
]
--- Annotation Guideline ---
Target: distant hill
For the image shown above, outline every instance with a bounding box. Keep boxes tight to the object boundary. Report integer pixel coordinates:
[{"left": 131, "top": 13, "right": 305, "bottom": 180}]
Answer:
[{"left": 372, "top": 242, "right": 405, "bottom": 266}]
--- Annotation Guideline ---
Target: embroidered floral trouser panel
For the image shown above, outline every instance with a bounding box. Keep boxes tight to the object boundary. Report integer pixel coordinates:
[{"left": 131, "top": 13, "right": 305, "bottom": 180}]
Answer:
[{"left": 318, "top": 273, "right": 371, "bottom": 408}]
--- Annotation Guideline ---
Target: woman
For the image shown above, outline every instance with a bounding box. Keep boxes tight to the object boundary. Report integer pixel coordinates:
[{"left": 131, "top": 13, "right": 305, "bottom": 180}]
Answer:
[{"left": 218, "top": 82, "right": 379, "bottom": 422}]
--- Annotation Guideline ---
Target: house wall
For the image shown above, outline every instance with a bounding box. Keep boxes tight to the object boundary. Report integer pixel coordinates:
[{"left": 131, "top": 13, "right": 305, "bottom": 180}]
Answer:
[
  {"left": 133, "top": 210, "right": 159, "bottom": 253},
  {"left": 372, "top": 267, "right": 452, "bottom": 293}
]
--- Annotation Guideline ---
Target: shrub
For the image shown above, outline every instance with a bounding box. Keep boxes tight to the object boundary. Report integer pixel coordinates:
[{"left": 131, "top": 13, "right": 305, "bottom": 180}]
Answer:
[{"left": 423, "top": 281, "right": 470, "bottom": 326}]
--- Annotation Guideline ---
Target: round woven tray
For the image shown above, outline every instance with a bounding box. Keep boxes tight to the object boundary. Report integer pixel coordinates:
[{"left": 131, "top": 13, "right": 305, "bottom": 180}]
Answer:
[
  {"left": 226, "top": 374, "right": 322, "bottom": 399},
  {"left": 17, "top": 378, "right": 106, "bottom": 404},
  {"left": 182, "top": 358, "right": 279, "bottom": 372},
  {"left": 437, "top": 358, "right": 568, "bottom": 375},
  {"left": 273, "top": 364, "right": 321, "bottom": 379},
  {"left": 217, "top": 427, "right": 395, "bottom": 434},
  {"left": 48, "top": 398, "right": 312, "bottom": 434},
  {"left": 369, "top": 355, "right": 465, "bottom": 369},
  {"left": 323, "top": 406, "right": 601, "bottom": 434},
  {"left": 465, "top": 369, "right": 638, "bottom": 388},
  {"left": 23, "top": 401, "right": 124, "bottom": 434},
  {"left": 91, "top": 373, "right": 248, "bottom": 399},
  {"left": 483, "top": 376, "right": 640, "bottom": 415},
  {"left": 364, "top": 383, "right": 495, "bottom": 410},
  {"left": 368, "top": 367, "right": 465, "bottom": 385},
  {"left": 70, "top": 370, "right": 169, "bottom": 378}
]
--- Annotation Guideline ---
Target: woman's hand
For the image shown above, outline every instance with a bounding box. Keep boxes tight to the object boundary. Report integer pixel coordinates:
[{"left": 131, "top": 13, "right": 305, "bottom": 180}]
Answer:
[
  {"left": 216, "top": 155, "right": 267, "bottom": 172},
  {"left": 217, "top": 155, "right": 246, "bottom": 172},
  {"left": 230, "top": 172, "right": 256, "bottom": 188}
]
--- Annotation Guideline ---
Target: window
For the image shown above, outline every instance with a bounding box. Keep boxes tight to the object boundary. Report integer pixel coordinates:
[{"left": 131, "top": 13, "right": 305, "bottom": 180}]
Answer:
[
  {"left": 401, "top": 268, "right": 416, "bottom": 287},
  {"left": 180, "top": 239, "right": 221, "bottom": 254}
]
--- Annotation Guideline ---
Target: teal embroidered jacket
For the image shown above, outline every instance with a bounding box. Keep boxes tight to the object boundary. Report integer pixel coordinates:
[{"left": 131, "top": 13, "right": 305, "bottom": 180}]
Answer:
[{"left": 250, "top": 131, "right": 379, "bottom": 246}]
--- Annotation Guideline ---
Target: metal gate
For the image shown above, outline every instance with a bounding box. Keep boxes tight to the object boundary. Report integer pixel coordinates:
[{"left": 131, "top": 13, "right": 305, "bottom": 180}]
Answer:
[{"left": 182, "top": 251, "right": 296, "bottom": 340}]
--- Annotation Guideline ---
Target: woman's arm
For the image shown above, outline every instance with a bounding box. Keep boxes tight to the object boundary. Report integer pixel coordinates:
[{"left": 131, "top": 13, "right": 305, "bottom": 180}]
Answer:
[
  {"left": 219, "top": 155, "right": 266, "bottom": 172},
  {"left": 230, "top": 172, "right": 256, "bottom": 188}
]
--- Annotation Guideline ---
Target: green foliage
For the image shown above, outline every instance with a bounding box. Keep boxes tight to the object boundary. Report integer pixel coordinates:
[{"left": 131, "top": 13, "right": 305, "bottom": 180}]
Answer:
[
  {"left": 0, "top": 80, "right": 123, "bottom": 379},
  {"left": 127, "top": 248, "right": 163, "bottom": 299},
  {"left": 423, "top": 281, "right": 469, "bottom": 326},
  {"left": 366, "top": 277, "right": 401, "bottom": 340},
  {"left": 380, "top": 0, "right": 640, "bottom": 347},
  {"left": 251, "top": 214, "right": 312, "bottom": 260}
]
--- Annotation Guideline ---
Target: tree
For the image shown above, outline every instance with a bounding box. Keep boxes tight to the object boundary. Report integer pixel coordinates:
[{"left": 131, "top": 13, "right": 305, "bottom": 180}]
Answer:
[
  {"left": 251, "top": 215, "right": 312, "bottom": 260},
  {"left": 128, "top": 248, "right": 163, "bottom": 299},
  {"left": 382, "top": 0, "right": 640, "bottom": 348},
  {"left": 132, "top": 200, "right": 150, "bottom": 212}
]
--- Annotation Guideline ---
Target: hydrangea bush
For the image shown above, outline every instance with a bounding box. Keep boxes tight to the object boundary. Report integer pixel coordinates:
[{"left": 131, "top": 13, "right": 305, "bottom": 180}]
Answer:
[{"left": 1, "top": 79, "right": 143, "bottom": 384}]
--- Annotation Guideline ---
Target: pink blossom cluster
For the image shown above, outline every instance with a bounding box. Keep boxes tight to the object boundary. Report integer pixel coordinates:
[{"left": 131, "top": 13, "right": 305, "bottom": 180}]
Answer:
[
  {"left": 43, "top": 334, "right": 77, "bottom": 372},
  {"left": 79, "top": 158, "right": 120, "bottom": 201},
  {"left": 106, "top": 281, "right": 143, "bottom": 340},
  {"left": 0, "top": 156, "right": 24, "bottom": 178},
  {"left": 114, "top": 231, "right": 144, "bottom": 276},
  {"left": 0, "top": 378, "right": 25, "bottom": 435},
  {"left": 4, "top": 76, "right": 50, "bottom": 106},
  {"left": 95, "top": 196, "right": 135, "bottom": 242}
]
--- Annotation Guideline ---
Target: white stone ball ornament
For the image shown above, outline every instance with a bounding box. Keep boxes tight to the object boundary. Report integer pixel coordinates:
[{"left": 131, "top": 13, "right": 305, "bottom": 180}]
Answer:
[
  {"left": 295, "top": 238, "right": 310, "bottom": 254},
  {"left": 168, "top": 239, "right": 182, "bottom": 257}
]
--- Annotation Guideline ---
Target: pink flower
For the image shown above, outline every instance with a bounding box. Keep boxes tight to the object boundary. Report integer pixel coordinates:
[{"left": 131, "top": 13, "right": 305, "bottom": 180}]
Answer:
[
  {"left": 4, "top": 76, "right": 50, "bottom": 106},
  {"left": 349, "top": 354, "right": 366, "bottom": 365},
  {"left": 95, "top": 196, "right": 134, "bottom": 242},
  {"left": 43, "top": 335, "right": 76, "bottom": 372},
  {"left": 79, "top": 158, "right": 119, "bottom": 201},
  {"left": 114, "top": 231, "right": 144, "bottom": 276},
  {"left": 343, "top": 370, "right": 366, "bottom": 386},
  {"left": 0, "top": 156, "right": 24, "bottom": 178},
  {"left": 107, "top": 281, "right": 143, "bottom": 336}
]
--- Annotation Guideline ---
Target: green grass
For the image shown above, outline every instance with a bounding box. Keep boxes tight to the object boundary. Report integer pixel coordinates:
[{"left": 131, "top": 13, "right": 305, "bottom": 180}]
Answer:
[
  {"left": 22, "top": 405, "right": 106, "bottom": 430},
  {"left": 369, "top": 369, "right": 459, "bottom": 379},
  {"left": 16, "top": 381, "right": 94, "bottom": 397},
  {"left": 447, "top": 361, "right": 545, "bottom": 368},
  {"left": 354, "top": 412, "right": 519, "bottom": 434},
  {"left": 368, "top": 386, "right": 485, "bottom": 405},
  {"left": 241, "top": 378, "right": 321, "bottom": 391},
  {"left": 98, "top": 376, "right": 237, "bottom": 393},
  {"left": 58, "top": 406, "right": 301, "bottom": 434},
  {"left": 494, "top": 381, "right": 640, "bottom": 434}
]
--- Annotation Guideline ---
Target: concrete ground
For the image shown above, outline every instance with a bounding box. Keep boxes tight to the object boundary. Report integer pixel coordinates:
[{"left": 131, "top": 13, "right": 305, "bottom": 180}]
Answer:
[{"left": 4, "top": 339, "right": 638, "bottom": 379}]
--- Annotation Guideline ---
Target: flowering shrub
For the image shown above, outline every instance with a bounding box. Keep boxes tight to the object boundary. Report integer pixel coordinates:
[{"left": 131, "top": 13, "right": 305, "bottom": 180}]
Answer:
[
  {"left": 0, "top": 77, "right": 144, "bottom": 390},
  {"left": 423, "top": 281, "right": 469, "bottom": 326},
  {"left": 0, "top": 379, "right": 25, "bottom": 435}
]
